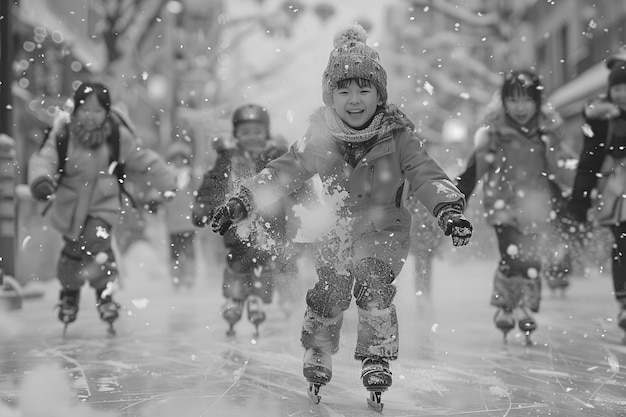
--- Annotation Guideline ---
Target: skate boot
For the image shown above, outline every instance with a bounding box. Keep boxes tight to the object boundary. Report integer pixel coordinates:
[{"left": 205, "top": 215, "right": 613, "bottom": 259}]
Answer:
[
  {"left": 361, "top": 357, "right": 392, "bottom": 412},
  {"left": 516, "top": 306, "right": 537, "bottom": 346},
  {"left": 246, "top": 295, "right": 266, "bottom": 338},
  {"left": 303, "top": 348, "right": 332, "bottom": 404},
  {"left": 96, "top": 288, "right": 120, "bottom": 335},
  {"left": 494, "top": 307, "right": 515, "bottom": 343},
  {"left": 546, "top": 275, "right": 569, "bottom": 298},
  {"left": 57, "top": 290, "right": 80, "bottom": 335},
  {"left": 221, "top": 298, "right": 244, "bottom": 336}
]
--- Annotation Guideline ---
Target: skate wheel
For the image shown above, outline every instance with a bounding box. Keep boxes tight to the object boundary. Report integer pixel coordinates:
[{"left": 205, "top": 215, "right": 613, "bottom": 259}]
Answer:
[
  {"left": 307, "top": 383, "right": 321, "bottom": 404},
  {"left": 367, "top": 391, "right": 384, "bottom": 412}
]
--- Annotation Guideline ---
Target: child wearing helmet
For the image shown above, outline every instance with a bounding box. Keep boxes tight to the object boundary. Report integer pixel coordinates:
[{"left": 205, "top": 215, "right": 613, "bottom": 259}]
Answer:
[
  {"left": 208, "top": 23, "right": 472, "bottom": 411},
  {"left": 191, "top": 103, "right": 302, "bottom": 337}
]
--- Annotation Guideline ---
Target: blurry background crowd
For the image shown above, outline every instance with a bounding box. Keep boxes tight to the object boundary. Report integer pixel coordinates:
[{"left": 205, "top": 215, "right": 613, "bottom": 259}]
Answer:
[{"left": 0, "top": 0, "right": 625, "bottom": 288}]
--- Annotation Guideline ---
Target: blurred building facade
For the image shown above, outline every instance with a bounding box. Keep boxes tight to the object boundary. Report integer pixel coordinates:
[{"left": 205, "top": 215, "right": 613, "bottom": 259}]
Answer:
[{"left": 529, "top": 1, "right": 626, "bottom": 146}]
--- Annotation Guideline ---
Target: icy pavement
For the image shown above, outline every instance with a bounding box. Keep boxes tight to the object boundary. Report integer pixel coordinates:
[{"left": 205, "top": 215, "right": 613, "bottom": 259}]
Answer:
[{"left": 1, "top": 242, "right": 626, "bottom": 416}]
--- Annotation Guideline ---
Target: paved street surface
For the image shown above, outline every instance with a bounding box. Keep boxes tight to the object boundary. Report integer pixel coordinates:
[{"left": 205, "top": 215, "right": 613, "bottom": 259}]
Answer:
[{"left": 2, "top": 241, "right": 626, "bottom": 417}]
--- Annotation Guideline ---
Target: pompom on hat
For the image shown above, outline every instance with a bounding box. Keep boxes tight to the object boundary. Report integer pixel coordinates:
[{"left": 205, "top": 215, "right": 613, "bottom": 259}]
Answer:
[{"left": 322, "top": 23, "right": 387, "bottom": 106}]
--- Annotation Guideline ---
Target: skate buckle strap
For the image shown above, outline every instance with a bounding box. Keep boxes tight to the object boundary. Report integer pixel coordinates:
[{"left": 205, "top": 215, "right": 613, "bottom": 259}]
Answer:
[{"left": 362, "top": 362, "right": 391, "bottom": 377}]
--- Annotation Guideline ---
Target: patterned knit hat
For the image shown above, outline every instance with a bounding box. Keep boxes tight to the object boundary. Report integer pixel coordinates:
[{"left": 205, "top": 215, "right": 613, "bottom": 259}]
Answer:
[{"left": 322, "top": 23, "right": 387, "bottom": 106}]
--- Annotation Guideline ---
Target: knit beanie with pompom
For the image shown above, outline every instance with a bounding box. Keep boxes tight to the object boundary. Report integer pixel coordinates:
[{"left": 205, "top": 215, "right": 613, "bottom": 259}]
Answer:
[{"left": 321, "top": 23, "right": 387, "bottom": 106}]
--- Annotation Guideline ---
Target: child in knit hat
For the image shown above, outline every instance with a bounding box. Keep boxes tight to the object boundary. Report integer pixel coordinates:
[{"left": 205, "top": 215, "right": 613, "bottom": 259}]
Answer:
[
  {"left": 567, "top": 61, "right": 626, "bottom": 342},
  {"left": 209, "top": 23, "right": 472, "bottom": 410}
]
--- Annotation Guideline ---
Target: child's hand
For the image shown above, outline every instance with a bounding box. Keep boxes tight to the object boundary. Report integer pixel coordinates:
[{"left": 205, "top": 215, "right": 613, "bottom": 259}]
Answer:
[
  {"left": 191, "top": 209, "right": 211, "bottom": 227},
  {"left": 584, "top": 101, "right": 620, "bottom": 120},
  {"left": 437, "top": 205, "right": 473, "bottom": 246},
  {"left": 211, "top": 198, "right": 247, "bottom": 235},
  {"left": 30, "top": 177, "right": 56, "bottom": 201}
]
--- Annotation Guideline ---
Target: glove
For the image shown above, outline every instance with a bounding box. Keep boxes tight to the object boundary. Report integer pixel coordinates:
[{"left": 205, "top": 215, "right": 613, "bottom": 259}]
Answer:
[
  {"left": 437, "top": 205, "right": 473, "bottom": 247},
  {"left": 211, "top": 198, "right": 247, "bottom": 235},
  {"left": 584, "top": 101, "right": 620, "bottom": 120},
  {"left": 191, "top": 203, "right": 212, "bottom": 228},
  {"left": 30, "top": 177, "right": 56, "bottom": 201},
  {"left": 162, "top": 190, "right": 177, "bottom": 200}
]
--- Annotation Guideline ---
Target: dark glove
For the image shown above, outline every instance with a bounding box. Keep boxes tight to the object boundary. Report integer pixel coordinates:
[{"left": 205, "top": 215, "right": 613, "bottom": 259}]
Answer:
[
  {"left": 191, "top": 203, "right": 212, "bottom": 228},
  {"left": 30, "top": 177, "right": 56, "bottom": 201},
  {"left": 437, "top": 205, "right": 473, "bottom": 247},
  {"left": 211, "top": 198, "right": 247, "bottom": 235}
]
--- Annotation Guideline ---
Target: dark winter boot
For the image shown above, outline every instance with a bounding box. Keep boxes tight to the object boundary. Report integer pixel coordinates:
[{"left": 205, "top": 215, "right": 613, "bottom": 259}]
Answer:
[
  {"left": 246, "top": 295, "right": 266, "bottom": 327},
  {"left": 494, "top": 307, "right": 515, "bottom": 332},
  {"left": 95, "top": 288, "right": 120, "bottom": 324},
  {"left": 57, "top": 290, "right": 80, "bottom": 324},
  {"left": 221, "top": 298, "right": 244, "bottom": 336}
]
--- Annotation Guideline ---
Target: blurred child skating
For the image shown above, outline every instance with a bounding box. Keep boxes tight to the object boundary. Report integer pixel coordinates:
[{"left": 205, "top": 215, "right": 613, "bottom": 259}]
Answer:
[
  {"left": 456, "top": 70, "right": 577, "bottom": 344},
  {"left": 28, "top": 82, "right": 177, "bottom": 335},
  {"left": 192, "top": 103, "right": 300, "bottom": 337},
  {"left": 566, "top": 61, "right": 626, "bottom": 342},
  {"left": 162, "top": 140, "right": 199, "bottom": 289},
  {"left": 209, "top": 23, "right": 472, "bottom": 411}
]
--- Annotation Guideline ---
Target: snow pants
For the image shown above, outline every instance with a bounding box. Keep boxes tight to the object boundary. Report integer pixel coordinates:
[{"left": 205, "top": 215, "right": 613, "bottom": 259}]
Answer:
[
  {"left": 490, "top": 225, "right": 541, "bottom": 312},
  {"left": 57, "top": 216, "right": 118, "bottom": 292},
  {"left": 222, "top": 231, "right": 274, "bottom": 304},
  {"left": 609, "top": 222, "right": 626, "bottom": 306},
  {"left": 301, "top": 228, "right": 409, "bottom": 361},
  {"left": 169, "top": 230, "right": 197, "bottom": 286}
]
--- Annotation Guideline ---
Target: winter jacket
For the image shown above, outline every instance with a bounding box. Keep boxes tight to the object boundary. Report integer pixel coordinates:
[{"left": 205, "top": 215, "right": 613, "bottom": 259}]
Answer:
[
  {"left": 193, "top": 135, "right": 293, "bottom": 247},
  {"left": 569, "top": 106, "right": 626, "bottom": 224},
  {"left": 28, "top": 112, "right": 177, "bottom": 239},
  {"left": 456, "top": 110, "right": 576, "bottom": 233},
  {"left": 234, "top": 105, "right": 465, "bottom": 264}
]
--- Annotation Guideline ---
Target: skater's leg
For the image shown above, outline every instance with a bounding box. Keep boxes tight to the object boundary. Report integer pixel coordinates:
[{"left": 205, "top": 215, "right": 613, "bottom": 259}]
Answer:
[
  {"left": 57, "top": 289, "right": 81, "bottom": 325},
  {"left": 351, "top": 256, "right": 400, "bottom": 412},
  {"left": 74, "top": 217, "right": 121, "bottom": 325},
  {"left": 301, "top": 265, "right": 352, "bottom": 390},
  {"left": 274, "top": 243, "right": 303, "bottom": 316},
  {"left": 221, "top": 265, "right": 248, "bottom": 334},
  {"left": 169, "top": 232, "right": 183, "bottom": 287},
  {"left": 301, "top": 265, "right": 352, "bottom": 353},
  {"left": 170, "top": 231, "right": 197, "bottom": 288},
  {"left": 610, "top": 224, "right": 626, "bottom": 331},
  {"left": 352, "top": 257, "right": 399, "bottom": 362},
  {"left": 492, "top": 226, "right": 542, "bottom": 341}
]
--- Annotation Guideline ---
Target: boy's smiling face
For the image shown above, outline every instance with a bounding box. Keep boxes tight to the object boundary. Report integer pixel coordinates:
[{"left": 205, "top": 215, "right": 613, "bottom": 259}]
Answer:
[{"left": 332, "top": 79, "right": 382, "bottom": 128}]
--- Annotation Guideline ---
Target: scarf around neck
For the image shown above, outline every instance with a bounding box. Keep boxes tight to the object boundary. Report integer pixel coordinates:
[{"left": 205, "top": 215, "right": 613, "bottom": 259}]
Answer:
[
  {"left": 324, "top": 107, "right": 386, "bottom": 143},
  {"left": 69, "top": 118, "right": 113, "bottom": 149}
]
